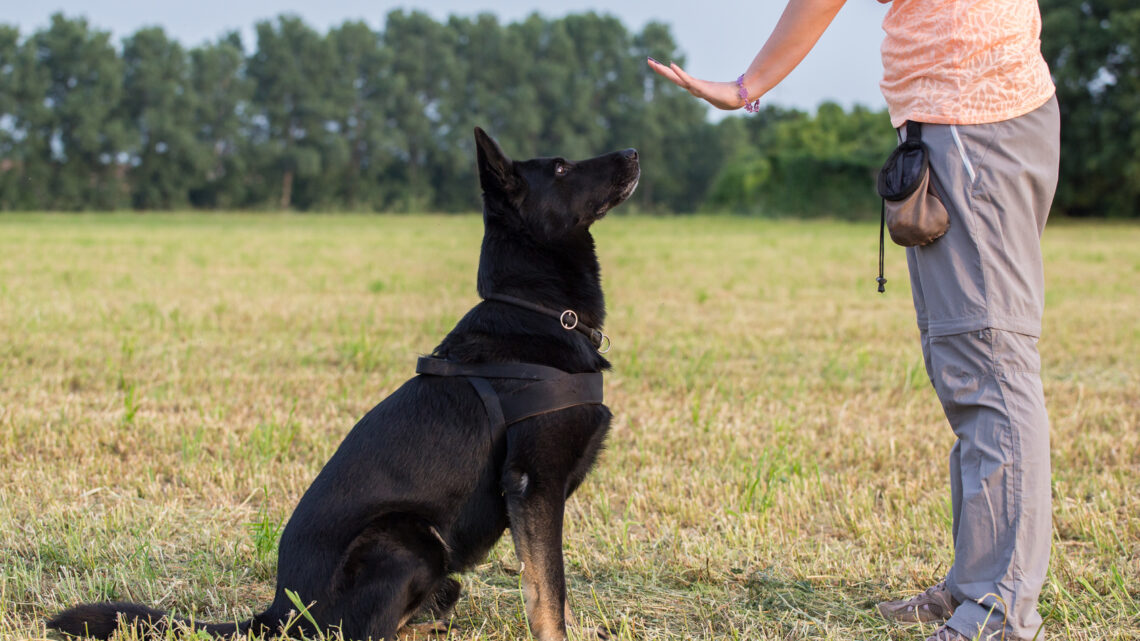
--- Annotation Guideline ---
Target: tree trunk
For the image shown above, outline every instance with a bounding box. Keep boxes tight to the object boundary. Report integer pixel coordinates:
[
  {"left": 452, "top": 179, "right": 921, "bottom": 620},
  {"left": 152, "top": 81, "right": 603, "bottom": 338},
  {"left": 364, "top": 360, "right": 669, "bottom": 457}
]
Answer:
[{"left": 280, "top": 169, "right": 294, "bottom": 210}]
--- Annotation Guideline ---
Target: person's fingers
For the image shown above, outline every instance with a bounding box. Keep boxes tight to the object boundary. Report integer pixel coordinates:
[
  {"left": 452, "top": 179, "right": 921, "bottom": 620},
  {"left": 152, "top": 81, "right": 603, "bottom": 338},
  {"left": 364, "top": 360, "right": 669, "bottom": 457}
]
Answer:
[
  {"left": 650, "top": 58, "right": 740, "bottom": 110},
  {"left": 668, "top": 62, "right": 698, "bottom": 87},
  {"left": 669, "top": 62, "right": 714, "bottom": 99},
  {"left": 672, "top": 62, "right": 718, "bottom": 100},
  {"left": 646, "top": 57, "right": 673, "bottom": 76},
  {"left": 665, "top": 62, "right": 702, "bottom": 91},
  {"left": 646, "top": 58, "right": 684, "bottom": 86}
]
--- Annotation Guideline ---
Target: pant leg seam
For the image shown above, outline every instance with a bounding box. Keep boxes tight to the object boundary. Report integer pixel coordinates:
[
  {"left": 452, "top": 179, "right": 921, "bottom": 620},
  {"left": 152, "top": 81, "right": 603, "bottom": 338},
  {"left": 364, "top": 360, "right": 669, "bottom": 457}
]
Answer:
[
  {"left": 991, "top": 336, "right": 1024, "bottom": 637},
  {"left": 964, "top": 126, "right": 1003, "bottom": 336}
]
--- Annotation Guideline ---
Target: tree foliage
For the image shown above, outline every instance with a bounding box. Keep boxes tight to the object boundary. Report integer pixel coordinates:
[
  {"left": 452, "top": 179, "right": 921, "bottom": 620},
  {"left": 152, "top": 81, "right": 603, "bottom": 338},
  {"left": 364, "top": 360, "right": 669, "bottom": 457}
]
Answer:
[
  {"left": 5, "top": 15, "right": 128, "bottom": 210},
  {"left": 0, "top": 11, "right": 886, "bottom": 215},
  {"left": 706, "top": 103, "right": 894, "bottom": 219},
  {"left": 1041, "top": 0, "right": 1140, "bottom": 217},
  {"left": 5, "top": 9, "right": 1127, "bottom": 217}
]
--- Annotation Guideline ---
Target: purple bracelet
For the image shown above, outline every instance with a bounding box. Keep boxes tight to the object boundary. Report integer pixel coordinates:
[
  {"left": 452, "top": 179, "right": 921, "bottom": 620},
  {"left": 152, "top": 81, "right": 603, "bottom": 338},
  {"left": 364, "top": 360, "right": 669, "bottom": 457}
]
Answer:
[{"left": 737, "top": 74, "right": 761, "bottom": 113}]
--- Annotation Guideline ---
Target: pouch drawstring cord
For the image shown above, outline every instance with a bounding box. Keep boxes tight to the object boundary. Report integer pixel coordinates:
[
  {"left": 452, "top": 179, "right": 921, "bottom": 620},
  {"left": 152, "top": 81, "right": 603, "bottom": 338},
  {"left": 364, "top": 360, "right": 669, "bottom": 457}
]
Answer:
[{"left": 877, "top": 199, "right": 887, "bottom": 293}]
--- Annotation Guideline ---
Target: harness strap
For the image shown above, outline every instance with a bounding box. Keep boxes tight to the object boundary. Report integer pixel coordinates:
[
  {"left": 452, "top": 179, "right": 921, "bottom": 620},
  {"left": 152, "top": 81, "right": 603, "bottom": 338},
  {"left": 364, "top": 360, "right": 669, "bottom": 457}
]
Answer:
[
  {"left": 416, "top": 356, "right": 572, "bottom": 381},
  {"left": 416, "top": 356, "right": 603, "bottom": 427},
  {"left": 465, "top": 376, "right": 505, "bottom": 430},
  {"left": 497, "top": 374, "right": 603, "bottom": 425}
]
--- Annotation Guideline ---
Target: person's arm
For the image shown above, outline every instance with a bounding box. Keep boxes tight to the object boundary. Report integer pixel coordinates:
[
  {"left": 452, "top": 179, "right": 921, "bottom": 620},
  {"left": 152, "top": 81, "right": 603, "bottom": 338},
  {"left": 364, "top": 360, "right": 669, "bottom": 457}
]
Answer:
[{"left": 647, "top": 0, "right": 849, "bottom": 110}]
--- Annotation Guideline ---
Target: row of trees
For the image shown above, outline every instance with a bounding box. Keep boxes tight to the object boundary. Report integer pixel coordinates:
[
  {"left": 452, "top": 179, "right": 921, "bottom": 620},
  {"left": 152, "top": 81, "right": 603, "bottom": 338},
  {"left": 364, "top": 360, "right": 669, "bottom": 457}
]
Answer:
[
  {"left": 1040, "top": 0, "right": 1140, "bottom": 217},
  {"left": 1, "top": 8, "right": 1136, "bottom": 216},
  {"left": 0, "top": 12, "right": 725, "bottom": 213}
]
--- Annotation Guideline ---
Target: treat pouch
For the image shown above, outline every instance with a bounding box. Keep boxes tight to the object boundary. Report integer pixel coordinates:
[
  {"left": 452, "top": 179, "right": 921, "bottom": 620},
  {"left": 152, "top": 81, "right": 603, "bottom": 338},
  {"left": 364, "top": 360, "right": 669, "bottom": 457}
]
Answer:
[{"left": 877, "top": 121, "right": 949, "bottom": 247}]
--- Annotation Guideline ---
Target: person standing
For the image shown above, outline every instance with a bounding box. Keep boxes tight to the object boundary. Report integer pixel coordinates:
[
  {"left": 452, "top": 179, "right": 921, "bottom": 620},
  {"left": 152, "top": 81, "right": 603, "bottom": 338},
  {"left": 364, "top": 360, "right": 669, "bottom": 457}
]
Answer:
[{"left": 648, "top": 1, "right": 1059, "bottom": 640}]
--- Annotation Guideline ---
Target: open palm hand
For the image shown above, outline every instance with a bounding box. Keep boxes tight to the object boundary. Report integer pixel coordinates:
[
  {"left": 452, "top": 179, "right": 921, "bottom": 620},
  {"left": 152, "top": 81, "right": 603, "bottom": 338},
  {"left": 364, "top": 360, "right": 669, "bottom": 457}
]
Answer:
[{"left": 646, "top": 58, "right": 744, "bottom": 111}]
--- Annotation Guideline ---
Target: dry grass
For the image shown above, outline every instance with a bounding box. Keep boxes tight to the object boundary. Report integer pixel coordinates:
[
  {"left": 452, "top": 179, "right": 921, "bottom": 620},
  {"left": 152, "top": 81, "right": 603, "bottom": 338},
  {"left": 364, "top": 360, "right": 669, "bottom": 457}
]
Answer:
[{"left": 0, "top": 213, "right": 1136, "bottom": 641}]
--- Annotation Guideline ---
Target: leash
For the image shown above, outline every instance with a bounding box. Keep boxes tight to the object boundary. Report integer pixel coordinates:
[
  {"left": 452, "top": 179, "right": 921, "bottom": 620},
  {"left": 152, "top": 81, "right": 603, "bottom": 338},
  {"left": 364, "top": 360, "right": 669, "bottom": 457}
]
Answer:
[{"left": 484, "top": 293, "right": 610, "bottom": 353}]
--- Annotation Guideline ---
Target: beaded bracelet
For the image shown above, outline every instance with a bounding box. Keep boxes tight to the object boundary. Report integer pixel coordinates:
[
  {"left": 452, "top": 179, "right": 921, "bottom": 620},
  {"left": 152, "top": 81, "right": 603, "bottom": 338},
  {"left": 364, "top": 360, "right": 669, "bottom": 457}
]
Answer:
[{"left": 736, "top": 74, "right": 761, "bottom": 113}]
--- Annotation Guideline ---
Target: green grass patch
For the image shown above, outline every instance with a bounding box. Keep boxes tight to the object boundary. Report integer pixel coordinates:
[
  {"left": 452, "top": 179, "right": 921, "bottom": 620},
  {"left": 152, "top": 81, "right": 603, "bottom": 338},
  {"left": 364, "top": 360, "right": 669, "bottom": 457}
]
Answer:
[{"left": 1, "top": 213, "right": 1137, "bottom": 640}]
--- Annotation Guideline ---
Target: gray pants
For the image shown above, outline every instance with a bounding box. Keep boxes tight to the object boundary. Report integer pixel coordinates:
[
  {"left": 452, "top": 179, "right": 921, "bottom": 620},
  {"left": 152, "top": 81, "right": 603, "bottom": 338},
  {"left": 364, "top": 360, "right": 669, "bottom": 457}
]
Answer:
[{"left": 905, "top": 96, "right": 1060, "bottom": 640}]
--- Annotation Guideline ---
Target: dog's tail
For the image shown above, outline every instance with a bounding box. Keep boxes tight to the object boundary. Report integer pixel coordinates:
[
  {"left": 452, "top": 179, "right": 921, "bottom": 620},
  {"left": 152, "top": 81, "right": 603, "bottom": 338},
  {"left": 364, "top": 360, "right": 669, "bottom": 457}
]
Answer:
[{"left": 47, "top": 601, "right": 267, "bottom": 639}]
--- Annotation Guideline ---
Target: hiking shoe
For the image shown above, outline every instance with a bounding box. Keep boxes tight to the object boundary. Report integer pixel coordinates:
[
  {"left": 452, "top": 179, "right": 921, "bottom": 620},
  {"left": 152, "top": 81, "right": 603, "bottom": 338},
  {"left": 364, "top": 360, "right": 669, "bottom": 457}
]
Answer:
[
  {"left": 877, "top": 581, "right": 960, "bottom": 624},
  {"left": 925, "top": 625, "right": 970, "bottom": 641},
  {"left": 928, "top": 622, "right": 1011, "bottom": 641}
]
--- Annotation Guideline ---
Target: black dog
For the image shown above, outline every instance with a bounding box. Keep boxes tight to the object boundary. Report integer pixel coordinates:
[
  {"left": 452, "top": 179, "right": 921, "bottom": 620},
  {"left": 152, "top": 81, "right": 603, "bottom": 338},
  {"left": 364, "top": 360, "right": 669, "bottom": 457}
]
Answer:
[{"left": 48, "top": 128, "right": 639, "bottom": 641}]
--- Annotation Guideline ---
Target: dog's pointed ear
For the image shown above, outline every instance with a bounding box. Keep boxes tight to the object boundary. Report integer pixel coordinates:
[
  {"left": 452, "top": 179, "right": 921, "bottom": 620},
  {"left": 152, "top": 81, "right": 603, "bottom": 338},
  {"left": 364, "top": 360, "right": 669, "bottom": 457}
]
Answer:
[{"left": 474, "top": 127, "right": 517, "bottom": 196}]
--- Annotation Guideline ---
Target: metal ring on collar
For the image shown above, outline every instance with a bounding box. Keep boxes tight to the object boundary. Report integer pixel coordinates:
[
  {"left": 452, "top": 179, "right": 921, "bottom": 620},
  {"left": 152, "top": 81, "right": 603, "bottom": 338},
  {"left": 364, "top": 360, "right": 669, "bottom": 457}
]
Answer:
[
  {"left": 597, "top": 333, "right": 611, "bottom": 354},
  {"left": 560, "top": 309, "right": 579, "bottom": 330}
]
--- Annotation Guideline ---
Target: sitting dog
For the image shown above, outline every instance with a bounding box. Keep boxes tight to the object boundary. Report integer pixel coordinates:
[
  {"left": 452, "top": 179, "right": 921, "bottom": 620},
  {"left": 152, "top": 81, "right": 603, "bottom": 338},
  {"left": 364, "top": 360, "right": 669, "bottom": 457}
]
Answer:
[{"left": 48, "top": 128, "right": 639, "bottom": 641}]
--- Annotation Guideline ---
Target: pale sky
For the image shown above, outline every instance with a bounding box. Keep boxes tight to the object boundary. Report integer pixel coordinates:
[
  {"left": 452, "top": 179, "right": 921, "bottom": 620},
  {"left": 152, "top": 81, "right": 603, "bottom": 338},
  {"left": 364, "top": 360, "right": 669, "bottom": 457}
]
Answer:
[{"left": 6, "top": 1, "right": 890, "bottom": 114}]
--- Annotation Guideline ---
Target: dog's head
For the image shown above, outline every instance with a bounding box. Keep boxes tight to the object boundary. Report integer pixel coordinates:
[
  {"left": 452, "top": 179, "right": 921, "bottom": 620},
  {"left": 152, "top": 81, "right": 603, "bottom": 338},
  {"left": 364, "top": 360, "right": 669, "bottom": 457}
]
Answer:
[
  {"left": 473, "top": 127, "right": 638, "bottom": 325},
  {"left": 474, "top": 127, "right": 639, "bottom": 239}
]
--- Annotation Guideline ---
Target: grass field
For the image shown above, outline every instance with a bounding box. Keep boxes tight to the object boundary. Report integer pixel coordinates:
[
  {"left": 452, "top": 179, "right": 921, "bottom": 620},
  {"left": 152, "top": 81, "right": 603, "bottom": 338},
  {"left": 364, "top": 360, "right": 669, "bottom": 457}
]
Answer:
[{"left": 0, "top": 213, "right": 1137, "bottom": 641}]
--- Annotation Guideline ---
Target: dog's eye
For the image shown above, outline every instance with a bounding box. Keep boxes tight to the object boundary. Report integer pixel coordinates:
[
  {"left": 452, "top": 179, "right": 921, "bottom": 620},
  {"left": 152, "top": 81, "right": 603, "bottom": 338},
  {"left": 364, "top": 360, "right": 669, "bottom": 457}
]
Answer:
[{"left": 554, "top": 162, "right": 569, "bottom": 177}]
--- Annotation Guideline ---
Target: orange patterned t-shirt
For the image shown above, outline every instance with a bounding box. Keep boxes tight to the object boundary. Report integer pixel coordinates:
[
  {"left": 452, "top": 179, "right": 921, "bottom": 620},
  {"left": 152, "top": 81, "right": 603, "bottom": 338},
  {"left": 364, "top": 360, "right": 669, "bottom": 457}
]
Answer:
[{"left": 879, "top": 0, "right": 1056, "bottom": 127}]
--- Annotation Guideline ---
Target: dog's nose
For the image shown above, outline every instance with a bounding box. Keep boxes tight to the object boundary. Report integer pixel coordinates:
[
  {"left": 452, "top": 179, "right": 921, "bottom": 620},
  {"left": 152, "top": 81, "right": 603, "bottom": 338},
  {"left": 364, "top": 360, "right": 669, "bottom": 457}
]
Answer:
[{"left": 622, "top": 148, "right": 638, "bottom": 161}]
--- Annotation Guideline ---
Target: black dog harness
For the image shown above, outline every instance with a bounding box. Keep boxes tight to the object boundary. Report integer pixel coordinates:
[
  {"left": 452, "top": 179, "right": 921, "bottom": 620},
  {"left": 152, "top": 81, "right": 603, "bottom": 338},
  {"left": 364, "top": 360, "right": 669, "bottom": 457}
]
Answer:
[
  {"left": 414, "top": 295, "right": 608, "bottom": 429},
  {"left": 415, "top": 357, "right": 603, "bottom": 427}
]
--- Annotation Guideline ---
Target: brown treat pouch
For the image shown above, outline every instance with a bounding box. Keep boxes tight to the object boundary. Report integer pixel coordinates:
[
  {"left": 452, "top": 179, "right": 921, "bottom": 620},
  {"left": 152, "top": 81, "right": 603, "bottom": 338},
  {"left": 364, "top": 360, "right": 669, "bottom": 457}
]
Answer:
[{"left": 877, "top": 121, "right": 949, "bottom": 247}]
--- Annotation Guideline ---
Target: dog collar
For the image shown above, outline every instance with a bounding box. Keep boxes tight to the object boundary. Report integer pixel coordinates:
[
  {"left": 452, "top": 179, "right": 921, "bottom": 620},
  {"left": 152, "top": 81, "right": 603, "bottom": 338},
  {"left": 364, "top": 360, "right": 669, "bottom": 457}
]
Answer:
[{"left": 484, "top": 293, "right": 610, "bottom": 353}]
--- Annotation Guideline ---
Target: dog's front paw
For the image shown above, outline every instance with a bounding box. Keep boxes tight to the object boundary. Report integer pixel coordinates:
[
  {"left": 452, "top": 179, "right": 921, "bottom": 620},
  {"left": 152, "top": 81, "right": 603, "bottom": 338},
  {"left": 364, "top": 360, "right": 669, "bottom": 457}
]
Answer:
[
  {"left": 398, "top": 620, "right": 450, "bottom": 639},
  {"left": 567, "top": 622, "right": 611, "bottom": 641}
]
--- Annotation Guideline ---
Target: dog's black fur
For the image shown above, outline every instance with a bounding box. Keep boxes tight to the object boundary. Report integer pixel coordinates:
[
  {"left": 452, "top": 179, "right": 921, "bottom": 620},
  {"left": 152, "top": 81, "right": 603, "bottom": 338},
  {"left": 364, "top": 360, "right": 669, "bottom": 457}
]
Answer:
[{"left": 48, "top": 128, "right": 639, "bottom": 641}]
